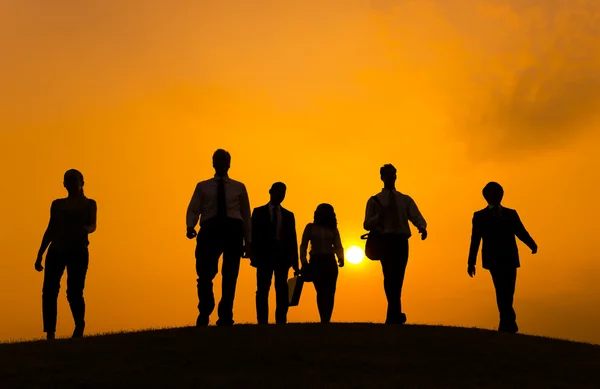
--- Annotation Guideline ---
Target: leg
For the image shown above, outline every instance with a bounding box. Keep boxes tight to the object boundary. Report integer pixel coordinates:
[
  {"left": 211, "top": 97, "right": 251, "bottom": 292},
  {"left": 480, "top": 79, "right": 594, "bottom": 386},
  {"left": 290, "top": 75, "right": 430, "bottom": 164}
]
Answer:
[
  {"left": 274, "top": 266, "right": 290, "bottom": 323},
  {"left": 65, "top": 250, "right": 89, "bottom": 337},
  {"left": 195, "top": 228, "right": 223, "bottom": 326},
  {"left": 380, "top": 237, "right": 409, "bottom": 324},
  {"left": 256, "top": 267, "right": 274, "bottom": 324},
  {"left": 491, "top": 267, "right": 518, "bottom": 332},
  {"left": 217, "top": 222, "right": 243, "bottom": 325},
  {"left": 322, "top": 259, "right": 339, "bottom": 323},
  {"left": 42, "top": 250, "right": 66, "bottom": 337}
]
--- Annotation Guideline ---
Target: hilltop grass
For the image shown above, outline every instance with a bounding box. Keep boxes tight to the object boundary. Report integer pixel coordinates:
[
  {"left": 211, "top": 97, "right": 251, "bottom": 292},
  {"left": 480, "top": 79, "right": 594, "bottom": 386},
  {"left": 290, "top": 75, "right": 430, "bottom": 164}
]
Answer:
[{"left": 1, "top": 323, "right": 599, "bottom": 388}]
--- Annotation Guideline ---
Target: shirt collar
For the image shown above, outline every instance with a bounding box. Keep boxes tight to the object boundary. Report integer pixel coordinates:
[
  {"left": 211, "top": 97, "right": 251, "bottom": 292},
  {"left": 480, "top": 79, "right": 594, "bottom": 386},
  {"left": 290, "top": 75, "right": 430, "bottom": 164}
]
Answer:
[
  {"left": 214, "top": 174, "right": 229, "bottom": 181},
  {"left": 488, "top": 204, "right": 502, "bottom": 209}
]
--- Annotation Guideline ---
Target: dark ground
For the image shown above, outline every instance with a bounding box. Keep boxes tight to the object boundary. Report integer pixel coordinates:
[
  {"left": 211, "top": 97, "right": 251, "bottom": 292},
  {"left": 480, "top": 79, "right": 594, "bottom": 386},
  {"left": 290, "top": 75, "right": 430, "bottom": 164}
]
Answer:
[{"left": 1, "top": 323, "right": 599, "bottom": 388}]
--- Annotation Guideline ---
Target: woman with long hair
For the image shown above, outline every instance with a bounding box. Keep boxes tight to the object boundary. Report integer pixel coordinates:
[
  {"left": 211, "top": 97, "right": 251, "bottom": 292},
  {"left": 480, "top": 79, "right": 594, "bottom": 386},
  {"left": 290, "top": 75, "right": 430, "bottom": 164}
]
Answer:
[
  {"left": 299, "top": 203, "right": 344, "bottom": 323},
  {"left": 35, "top": 169, "right": 97, "bottom": 340}
]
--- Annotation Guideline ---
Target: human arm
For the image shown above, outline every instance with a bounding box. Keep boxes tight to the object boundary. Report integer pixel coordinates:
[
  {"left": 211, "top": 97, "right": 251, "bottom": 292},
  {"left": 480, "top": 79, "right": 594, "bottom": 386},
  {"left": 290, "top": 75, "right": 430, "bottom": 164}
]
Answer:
[
  {"left": 36, "top": 201, "right": 57, "bottom": 271},
  {"left": 334, "top": 228, "right": 344, "bottom": 267},
  {"left": 240, "top": 184, "right": 252, "bottom": 257},
  {"left": 513, "top": 210, "right": 537, "bottom": 254},
  {"left": 467, "top": 213, "right": 481, "bottom": 277},
  {"left": 407, "top": 196, "right": 427, "bottom": 239},
  {"left": 290, "top": 213, "right": 300, "bottom": 272},
  {"left": 84, "top": 199, "right": 97, "bottom": 234},
  {"left": 186, "top": 183, "right": 203, "bottom": 239},
  {"left": 299, "top": 224, "right": 311, "bottom": 266},
  {"left": 363, "top": 196, "right": 381, "bottom": 231}
]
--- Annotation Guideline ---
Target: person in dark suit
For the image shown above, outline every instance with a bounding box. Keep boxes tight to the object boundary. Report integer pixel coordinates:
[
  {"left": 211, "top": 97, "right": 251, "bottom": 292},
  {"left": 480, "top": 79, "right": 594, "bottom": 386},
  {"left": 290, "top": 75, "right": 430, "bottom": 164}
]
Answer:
[
  {"left": 251, "top": 182, "right": 299, "bottom": 324},
  {"left": 35, "top": 169, "right": 97, "bottom": 340},
  {"left": 468, "top": 181, "right": 538, "bottom": 333}
]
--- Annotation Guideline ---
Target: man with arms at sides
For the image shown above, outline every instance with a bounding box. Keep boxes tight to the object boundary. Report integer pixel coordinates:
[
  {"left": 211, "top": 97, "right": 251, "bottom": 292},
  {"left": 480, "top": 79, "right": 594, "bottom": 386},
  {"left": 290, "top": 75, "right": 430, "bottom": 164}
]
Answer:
[
  {"left": 363, "top": 164, "right": 427, "bottom": 325},
  {"left": 468, "top": 181, "right": 537, "bottom": 334},
  {"left": 251, "top": 182, "right": 299, "bottom": 324},
  {"left": 35, "top": 169, "right": 97, "bottom": 340},
  {"left": 186, "top": 149, "right": 252, "bottom": 327}
]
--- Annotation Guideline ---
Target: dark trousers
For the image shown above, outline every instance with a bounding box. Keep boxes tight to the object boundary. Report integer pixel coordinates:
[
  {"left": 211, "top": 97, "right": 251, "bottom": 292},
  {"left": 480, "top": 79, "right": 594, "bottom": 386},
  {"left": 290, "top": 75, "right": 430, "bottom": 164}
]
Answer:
[
  {"left": 379, "top": 234, "right": 409, "bottom": 324},
  {"left": 42, "top": 246, "right": 89, "bottom": 333},
  {"left": 489, "top": 267, "right": 518, "bottom": 331},
  {"left": 310, "top": 254, "right": 338, "bottom": 323},
  {"left": 195, "top": 218, "right": 243, "bottom": 326},
  {"left": 256, "top": 264, "right": 290, "bottom": 324}
]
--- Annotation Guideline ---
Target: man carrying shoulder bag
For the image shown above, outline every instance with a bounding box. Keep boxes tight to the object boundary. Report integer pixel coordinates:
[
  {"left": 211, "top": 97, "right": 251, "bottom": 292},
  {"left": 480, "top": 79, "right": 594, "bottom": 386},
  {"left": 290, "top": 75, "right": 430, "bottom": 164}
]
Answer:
[{"left": 362, "top": 164, "right": 427, "bottom": 324}]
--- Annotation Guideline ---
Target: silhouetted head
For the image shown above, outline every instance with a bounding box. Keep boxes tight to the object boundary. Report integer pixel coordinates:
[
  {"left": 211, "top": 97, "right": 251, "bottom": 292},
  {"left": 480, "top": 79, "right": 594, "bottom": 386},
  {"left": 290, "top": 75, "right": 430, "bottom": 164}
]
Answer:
[
  {"left": 482, "top": 182, "right": 504, "bottom": 206},
  {"left": 313, "top": 203, "right": 337, "bottom": 230},
  {"left": 380, "top": 164, "right": 397, "bottom": 188},
  {"left": 64, "top": 169, "right": 84, "bottom": 196},
  {"left": 212, "top": 149, "right": 231, "bottom": 177},
  {"left": 269, "top": 182, "right": 286, "bottom": 206}
]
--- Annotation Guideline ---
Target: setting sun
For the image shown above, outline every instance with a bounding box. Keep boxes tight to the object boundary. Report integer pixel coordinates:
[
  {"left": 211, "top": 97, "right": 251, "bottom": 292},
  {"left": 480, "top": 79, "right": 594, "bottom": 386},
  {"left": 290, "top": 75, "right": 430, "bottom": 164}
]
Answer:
[{"left": 346, "top": 246, "right": 365, "bottom": 265}]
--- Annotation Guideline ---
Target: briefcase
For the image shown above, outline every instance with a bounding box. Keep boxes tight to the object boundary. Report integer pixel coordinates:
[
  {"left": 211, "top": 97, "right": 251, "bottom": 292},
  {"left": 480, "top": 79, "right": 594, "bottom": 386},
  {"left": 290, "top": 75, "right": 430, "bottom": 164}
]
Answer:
[{"left": 288, "top": 276, "right": 304, "bottom": 307}]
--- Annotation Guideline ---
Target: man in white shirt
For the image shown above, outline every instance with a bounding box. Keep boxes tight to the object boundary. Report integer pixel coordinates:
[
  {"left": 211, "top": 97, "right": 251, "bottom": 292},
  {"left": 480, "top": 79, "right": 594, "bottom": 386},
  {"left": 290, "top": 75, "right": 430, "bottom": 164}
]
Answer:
[
  {"left": 186, "top": 149, "right": 252, "bottom": 326},
  {"left": 363, "top": 164, "right": 427, "bottom": 324}
]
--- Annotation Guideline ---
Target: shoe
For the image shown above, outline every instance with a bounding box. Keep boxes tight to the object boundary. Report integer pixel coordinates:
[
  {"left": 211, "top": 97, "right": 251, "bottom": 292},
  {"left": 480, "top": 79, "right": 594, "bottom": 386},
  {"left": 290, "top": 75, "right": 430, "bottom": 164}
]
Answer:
[
  {"left": 46, "top": 332, "right": 55, "bottom": 341},
  {"left": 216, "top": 319, "right": 234, "bottom": 326},
  {"left": 72, "top": 326, "right": 85, "bottom": 338},
  {"left": 196, "top": 315, "right": 209, "bottom": 327},
  {"left": 498, "top": 322, "right": 518, "bottom": 334}
]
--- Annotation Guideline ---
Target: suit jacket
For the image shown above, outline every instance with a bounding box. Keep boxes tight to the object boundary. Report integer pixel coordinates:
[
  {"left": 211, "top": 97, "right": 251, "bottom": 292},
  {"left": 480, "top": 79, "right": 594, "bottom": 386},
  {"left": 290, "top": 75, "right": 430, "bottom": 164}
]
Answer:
[
  {"left": 251, "top": 204, "right": 299, "bottom": 269},
  {"left": 468, "top": 206, "right": 536, "bottom": 270}
]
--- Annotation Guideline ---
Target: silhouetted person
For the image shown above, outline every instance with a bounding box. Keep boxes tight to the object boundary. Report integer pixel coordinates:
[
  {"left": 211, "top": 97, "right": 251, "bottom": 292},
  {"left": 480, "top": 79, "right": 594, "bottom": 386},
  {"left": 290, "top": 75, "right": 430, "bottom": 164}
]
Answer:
[
  {"left": 186, "top": 149, "right": 252, "bottom": 326},
  {"left": 468, "top": 181, "right": 537, "bottom": 334},
  {"left": 364, "top": 164, "right": 427, "bottom": 324},
  {"left": 251, "top": 182, "right": 299, "bottom": 324},
  {"left": 300, "top": 204, "right": 344, "bottom": 323},
  {"left": 35, "top": 169, "right": 97, "bottom": 340}
]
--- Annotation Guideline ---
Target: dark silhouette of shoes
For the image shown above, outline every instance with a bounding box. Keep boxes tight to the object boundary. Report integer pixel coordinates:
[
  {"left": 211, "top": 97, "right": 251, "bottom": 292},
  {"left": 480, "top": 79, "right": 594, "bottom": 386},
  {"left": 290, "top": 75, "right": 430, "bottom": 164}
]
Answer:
[
  {"left": 196, "top": 315, "right": 209, "bottom": 327},
  {"left": 72, "top": 325, "right": 85, "bottom": 338},
  {"left": 216, "top": 319, "right": 234, "bottom": 326},
  {"left": 46, "top": 332, "right": 55, "bottom": 341}
]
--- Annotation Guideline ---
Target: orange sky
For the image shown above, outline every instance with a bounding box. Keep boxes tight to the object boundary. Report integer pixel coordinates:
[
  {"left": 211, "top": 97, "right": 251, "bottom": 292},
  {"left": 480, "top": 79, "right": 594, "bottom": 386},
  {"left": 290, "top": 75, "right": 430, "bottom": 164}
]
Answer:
[{"left": 1, "top": 0, "right": 599, "bottom": 344}]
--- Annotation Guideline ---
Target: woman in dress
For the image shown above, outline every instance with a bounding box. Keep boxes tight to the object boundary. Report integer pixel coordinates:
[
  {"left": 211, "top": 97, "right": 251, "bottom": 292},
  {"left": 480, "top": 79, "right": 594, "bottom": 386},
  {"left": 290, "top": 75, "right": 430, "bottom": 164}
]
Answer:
[{"left": 299, "top": 203, "right": 344, "bottom": 323}]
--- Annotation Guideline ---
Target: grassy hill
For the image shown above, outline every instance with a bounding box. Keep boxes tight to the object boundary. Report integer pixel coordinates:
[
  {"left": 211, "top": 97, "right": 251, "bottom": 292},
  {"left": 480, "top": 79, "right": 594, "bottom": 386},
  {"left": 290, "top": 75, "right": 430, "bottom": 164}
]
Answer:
[{"left": 1, "top": 323, "right": 599, "bottom": 388}]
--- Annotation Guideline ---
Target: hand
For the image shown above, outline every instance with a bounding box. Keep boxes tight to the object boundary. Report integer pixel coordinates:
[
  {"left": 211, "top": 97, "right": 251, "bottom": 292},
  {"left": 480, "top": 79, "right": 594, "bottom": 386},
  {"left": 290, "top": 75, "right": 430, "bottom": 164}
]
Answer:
[
  {"left": 35, "top": 255, "right": 44, "bottom": 272},
  {"left": 338, "top": 258, "right": 345, "bottom": 268},
  {"left": 531, "top": 244, "right": 538, "bottom": 254},
  {"left": 301, "top": 259, "right": 309, "bottom": 268},
  {"left": 419, "top": 228, "right": 427, "bottom": 240},
  {"left": 186, "top": 228, "right": 197, "bottom": 239},
  {"left": 293, "top": 267, "right": 300, "bottom": 276},
  {"left": 467, "top": 264, "right": 476, "bottom": 278}
]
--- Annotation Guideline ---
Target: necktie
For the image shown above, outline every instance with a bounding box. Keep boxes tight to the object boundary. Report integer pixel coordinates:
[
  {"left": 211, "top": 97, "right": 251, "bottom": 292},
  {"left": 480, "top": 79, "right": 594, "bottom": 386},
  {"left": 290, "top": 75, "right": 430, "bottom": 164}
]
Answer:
[
  {"left": 272, "top": 206, "right": 279, "bottom": 240},
  {"left": 217, "top": 179, "right": 226, "bottom": 218},
  {"left": 388, "top": 191, "right": 401, "bottom": 230}
]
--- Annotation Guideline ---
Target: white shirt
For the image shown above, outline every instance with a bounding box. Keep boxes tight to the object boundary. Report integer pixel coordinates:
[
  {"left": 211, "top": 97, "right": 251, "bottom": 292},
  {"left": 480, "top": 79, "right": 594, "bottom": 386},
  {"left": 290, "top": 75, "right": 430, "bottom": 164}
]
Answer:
[
  {"left": 299, "top": 223, "right": 344, "bottom": 262},
  {"left": 268, "top": 202, "right": 282, "bottom": 241},
  {"left": 363, "top": 188, "right": 427, "bottom": 236},
  {"left": 186, "top": 175, "right": 252, "bottom": 243}
]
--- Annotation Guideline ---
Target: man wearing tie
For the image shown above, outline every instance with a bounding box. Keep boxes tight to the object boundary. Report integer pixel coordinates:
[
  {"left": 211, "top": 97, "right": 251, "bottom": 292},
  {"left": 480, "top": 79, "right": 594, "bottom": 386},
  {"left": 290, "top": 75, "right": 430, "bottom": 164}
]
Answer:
[
  {"left": 251, "top": 182, "right": 299, "bottom": 324},
  {"left": 467, "top": 181, "right": 538, "bottom": 333},
  {"left": 363, "top": 164, "right": 427, "bottom": 324},
  {"left": 186, "top": 149, "right": 252, "bottom": 326}
]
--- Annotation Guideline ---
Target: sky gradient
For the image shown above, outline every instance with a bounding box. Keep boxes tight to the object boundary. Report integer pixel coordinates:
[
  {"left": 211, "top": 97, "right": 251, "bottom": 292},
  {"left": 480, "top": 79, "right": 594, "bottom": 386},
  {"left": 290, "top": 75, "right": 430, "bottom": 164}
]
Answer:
[{"left": 1, "top": 0, "right": 599, "bottom": 343}]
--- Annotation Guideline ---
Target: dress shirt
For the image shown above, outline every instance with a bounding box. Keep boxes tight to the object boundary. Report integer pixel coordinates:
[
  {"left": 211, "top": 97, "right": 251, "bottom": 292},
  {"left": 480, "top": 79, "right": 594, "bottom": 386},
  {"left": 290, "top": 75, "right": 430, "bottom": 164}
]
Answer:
[
  {"left": 363, "top": 188, "right": 427, "bottom": 236},
  {"left": 268, "top": 202, "right": 282, "bottom": 241},
  {"left": 186, "top": 175, "right": 252, "bottom": 243},
  {"left": 299, "top": 223, "right": 344, "bottom": 262}
]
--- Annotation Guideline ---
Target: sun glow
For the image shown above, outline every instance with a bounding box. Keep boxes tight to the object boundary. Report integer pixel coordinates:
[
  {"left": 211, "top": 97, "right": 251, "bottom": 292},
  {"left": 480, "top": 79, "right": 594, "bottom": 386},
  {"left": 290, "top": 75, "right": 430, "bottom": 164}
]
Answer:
[{"left": 346, "top": 245, "right": 365, "bottom": 265}]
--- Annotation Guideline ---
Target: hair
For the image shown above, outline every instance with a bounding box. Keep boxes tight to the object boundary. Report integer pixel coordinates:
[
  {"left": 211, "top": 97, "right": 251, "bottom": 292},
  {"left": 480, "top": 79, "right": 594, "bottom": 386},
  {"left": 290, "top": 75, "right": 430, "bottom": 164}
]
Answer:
[
  {"left": 482, "top": 181, "right": 503, "bottom": 202},
  {"left": 380, "top": 163, "right": 397, "bottom": 176},
  {"left": 213, "top": 149, "right": 231, "bottom": 163},
  {"left": 64, "top": 169, "right": 85, "bottom": 195},
  {"left": 270, "top": 182, "right": 286, "bottom": 192},
  {"left": 313, "top": 203, "right": 337, "bottom": 230}
]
